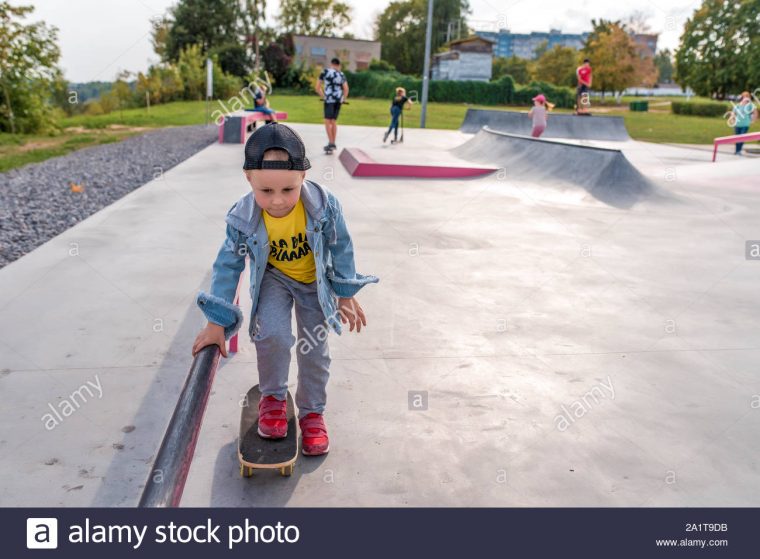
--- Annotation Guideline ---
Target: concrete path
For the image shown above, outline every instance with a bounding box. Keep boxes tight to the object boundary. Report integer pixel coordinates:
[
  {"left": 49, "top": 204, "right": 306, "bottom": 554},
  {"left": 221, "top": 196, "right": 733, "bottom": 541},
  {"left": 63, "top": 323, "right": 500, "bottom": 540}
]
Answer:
[{"left": 1, "top": 123, "right": 758, "bottom": 507}]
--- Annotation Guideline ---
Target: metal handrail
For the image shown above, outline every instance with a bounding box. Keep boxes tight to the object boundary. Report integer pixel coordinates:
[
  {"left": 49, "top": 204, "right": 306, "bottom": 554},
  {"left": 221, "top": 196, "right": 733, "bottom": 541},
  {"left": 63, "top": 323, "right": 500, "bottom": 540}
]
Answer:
[{"left": 138, "top": 344, "right": 221, "bottom": 507}]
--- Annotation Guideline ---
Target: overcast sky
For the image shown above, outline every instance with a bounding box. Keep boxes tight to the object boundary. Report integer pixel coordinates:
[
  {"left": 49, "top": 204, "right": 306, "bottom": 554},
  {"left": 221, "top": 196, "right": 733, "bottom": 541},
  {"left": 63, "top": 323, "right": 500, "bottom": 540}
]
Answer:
[{"left": 26, "top": 0, "right": 702, "bottom": 82}]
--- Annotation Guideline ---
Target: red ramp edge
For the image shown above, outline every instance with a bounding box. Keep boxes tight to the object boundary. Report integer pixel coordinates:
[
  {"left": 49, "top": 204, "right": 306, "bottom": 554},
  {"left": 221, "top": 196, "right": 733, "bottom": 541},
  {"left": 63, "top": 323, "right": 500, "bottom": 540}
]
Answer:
[{"left": 338, "top": 148, "right": 496, "bottom": 178}]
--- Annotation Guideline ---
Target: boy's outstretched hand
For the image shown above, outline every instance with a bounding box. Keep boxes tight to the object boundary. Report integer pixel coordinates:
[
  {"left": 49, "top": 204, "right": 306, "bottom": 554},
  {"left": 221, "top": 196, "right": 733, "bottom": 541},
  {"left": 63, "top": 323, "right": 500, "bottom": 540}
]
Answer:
[
  {"left": 192, "top": 322, "right": 228, "bottom": 358},
  {"left": 338, "top": 297, "right": 367, "bottom": 333}
]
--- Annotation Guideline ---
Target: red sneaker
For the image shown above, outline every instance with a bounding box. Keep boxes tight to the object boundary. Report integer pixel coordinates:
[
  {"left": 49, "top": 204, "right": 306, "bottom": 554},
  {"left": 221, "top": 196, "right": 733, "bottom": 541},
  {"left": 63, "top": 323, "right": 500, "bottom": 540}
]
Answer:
[
  {"left": 299, "top": 413, "right": 329, "bottom": 456},
  {"left": 257, "top": 395, "right": 287, "bottom": 439}
]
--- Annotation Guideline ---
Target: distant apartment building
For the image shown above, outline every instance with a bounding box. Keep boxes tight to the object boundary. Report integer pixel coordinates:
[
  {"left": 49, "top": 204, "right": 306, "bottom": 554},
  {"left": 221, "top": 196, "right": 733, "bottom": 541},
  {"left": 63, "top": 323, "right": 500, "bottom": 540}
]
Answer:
[
  {"left": 475, "top": 28, "right": 658, "bottom": 60},
  {"left": 475, "top": 29, "right": 588, "bottom": 59},
  {"left": 292, "top": 35, "right": 381, "bottom": 71},
  {"left": 431, "top": 36, "right": 495, "bottom": 81},
  {"left": 632, "top": 33, "right": 658, "bottom": 58}
]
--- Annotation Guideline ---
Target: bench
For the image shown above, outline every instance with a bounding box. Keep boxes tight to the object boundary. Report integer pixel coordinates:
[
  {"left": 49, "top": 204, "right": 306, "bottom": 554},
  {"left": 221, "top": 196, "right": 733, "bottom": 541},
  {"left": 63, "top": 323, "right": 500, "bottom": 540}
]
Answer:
[
  {"left": 218, "top": 110, "right": 288, "bottom": 144},
  {"left": 712, "top": 131, "right": 760, "bottom": 161}
]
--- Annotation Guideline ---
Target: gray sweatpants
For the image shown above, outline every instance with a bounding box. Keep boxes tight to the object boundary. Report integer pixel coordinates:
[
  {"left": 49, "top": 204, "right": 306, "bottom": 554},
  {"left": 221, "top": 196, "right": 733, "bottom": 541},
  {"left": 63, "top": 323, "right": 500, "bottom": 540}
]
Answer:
[{"left": 251, "top": 264, "right": 331, "bottom": 418}]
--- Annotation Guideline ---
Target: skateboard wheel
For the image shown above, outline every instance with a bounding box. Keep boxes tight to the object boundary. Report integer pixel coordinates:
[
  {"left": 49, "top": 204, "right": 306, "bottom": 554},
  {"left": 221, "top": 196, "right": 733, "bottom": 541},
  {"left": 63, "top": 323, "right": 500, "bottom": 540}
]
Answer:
[
  {"left": 240, "top": 465, "right": 254, "bottom": 478},
  {"left": 280, "top": 464, "right": 293, "bottom": 477}
]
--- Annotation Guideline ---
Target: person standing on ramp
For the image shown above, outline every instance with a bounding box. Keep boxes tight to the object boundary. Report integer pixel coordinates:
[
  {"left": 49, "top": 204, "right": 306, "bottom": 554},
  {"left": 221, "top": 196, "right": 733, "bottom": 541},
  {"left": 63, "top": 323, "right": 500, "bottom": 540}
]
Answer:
[
  {"left": 316, "top": 58, "right": 349, "bottom": 153},
  {"left": 528, "top": 93, "right": 554, "bottom": 138},
  {"left": 575, "top": 58, "right": 593, "bottom": 116}
]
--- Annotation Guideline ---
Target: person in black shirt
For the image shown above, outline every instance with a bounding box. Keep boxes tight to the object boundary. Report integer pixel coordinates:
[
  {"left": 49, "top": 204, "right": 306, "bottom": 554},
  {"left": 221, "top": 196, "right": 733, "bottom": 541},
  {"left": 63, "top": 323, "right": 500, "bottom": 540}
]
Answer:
[{"left": 383, "top": 87, "right": 413, "bottom": 144}]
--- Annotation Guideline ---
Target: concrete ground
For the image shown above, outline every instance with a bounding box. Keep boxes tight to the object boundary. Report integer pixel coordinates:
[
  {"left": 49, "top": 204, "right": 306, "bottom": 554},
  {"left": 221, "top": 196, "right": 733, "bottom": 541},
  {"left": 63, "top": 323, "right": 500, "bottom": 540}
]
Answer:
[{"left": 0, "top": 123, "right": 758, "bottom": 507}]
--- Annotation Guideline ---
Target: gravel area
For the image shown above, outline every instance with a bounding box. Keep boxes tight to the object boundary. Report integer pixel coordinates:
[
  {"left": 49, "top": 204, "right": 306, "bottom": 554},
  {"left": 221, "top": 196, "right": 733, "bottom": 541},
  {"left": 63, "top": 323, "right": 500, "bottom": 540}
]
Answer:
[{"left": 0, "top": 125, "right": 217, "bottom": 268}]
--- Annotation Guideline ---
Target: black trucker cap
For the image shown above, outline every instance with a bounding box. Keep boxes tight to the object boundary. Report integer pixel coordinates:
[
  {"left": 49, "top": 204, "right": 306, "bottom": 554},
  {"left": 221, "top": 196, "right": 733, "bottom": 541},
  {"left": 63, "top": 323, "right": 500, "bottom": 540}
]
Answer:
[{"left": 243, "top": 122, "right": 311, "bottom": 171}]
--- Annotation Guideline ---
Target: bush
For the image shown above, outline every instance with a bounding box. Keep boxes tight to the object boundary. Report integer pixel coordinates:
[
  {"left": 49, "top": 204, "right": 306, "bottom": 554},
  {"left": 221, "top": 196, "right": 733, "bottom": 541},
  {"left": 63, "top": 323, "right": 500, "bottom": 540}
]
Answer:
[
  {"left": 342, "top": 71, "right": 575, "bottom": 108},
  {"left": 671, "top": 101, "right": 728, "bottom": 117},
  {"left": 83, "top": 100, "right": 105, "bottom": 115},
  {"left": 368, "top": 59, "right": 396, "bottom": 72},
  {"left": 430, "top": 76, "right": 516, "bottom": 104},
  {"left": 286, "top": 64, "right": 314, "bottom": 91},
  {"left": 211, "top": 61, "right": 242, "bottom": 100},
  {"left": 177, "top": 45, "right": 206, "bottom": 101},
  {"left": 263, "top": 42, "right": 292, "bottom": 87},
  {"left": 513, "top": 81, "right": 574, "bottom": 108},
  {"left": 210, "top": 43, "right": 250, "bottom": 78},
  {"left": 136, "top": 65, "right": 184, "bottom": 105}
]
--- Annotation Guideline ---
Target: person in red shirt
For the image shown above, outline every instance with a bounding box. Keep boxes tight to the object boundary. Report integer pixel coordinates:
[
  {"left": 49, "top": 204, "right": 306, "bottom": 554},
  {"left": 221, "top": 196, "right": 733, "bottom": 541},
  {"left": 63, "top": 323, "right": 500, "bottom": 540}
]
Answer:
[{"left": 576, "top": 59, "right": 593, "bottom": 115}]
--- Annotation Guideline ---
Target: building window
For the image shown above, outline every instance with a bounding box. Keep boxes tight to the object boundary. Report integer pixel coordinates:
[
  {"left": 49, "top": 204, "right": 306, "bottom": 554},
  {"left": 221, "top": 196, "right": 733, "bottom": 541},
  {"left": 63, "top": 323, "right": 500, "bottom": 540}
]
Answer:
[{"left": 310, "top": 46, "right": 327, "bottom": 56}]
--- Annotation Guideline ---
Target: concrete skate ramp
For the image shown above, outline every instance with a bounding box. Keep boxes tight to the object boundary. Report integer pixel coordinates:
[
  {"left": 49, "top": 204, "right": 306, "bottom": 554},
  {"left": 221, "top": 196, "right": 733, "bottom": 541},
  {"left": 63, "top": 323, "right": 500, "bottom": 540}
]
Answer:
[
  {"left": 461, "top": 108, "right": 631, "bottom": 141},
  {"left": 453, "top": 127, "right": 655, "bottom": 208}
]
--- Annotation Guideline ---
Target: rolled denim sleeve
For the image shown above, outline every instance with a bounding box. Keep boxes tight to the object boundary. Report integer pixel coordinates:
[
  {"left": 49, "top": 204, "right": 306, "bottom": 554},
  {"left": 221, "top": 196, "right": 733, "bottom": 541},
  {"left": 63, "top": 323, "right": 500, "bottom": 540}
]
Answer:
[
  {"left": 326, "top": 196, "right": 379, "bottom": 298},
  {"left": 196, "top": 224, "right": 246, "bottom": 339}
]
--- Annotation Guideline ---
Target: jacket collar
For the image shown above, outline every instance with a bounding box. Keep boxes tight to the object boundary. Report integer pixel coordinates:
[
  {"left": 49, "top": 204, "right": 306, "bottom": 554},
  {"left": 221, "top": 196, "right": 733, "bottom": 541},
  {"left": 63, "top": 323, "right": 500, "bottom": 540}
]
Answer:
[{"left": 225, "top": 179, "right": 329, "bottom": 236}]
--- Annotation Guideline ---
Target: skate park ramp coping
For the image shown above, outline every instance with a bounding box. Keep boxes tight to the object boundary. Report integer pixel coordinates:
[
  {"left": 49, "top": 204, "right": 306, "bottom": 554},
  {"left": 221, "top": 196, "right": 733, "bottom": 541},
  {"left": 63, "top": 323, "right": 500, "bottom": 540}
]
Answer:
[
  {"left": 338, "top": 147, "right": 497, "bottom": 178},
  {"left": 460, "top": 108, "right": 632, "bottom": 141},
  {"left": 453, "top": 127, "right": 661, "bottom": 208}
]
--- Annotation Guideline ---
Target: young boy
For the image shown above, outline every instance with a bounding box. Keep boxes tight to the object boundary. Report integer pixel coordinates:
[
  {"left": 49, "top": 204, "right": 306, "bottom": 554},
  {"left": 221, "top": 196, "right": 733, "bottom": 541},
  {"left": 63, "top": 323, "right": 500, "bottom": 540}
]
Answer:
[
  {"left": 251, "top": 84, "right": 277, "bottom": 122},
  {"left": 191, "top": 122, "right": 378, "bottom": 456},
  {"left": 575, "top": 58, "right": 593, "bottom": 115}
]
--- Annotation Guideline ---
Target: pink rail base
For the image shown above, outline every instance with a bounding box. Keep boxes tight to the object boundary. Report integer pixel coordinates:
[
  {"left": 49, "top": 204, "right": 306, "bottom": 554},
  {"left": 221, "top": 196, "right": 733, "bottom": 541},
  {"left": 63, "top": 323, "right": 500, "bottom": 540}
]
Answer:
[
  {"left": 713, "top": 131, "right": 760, "bottom": 161},
  {"left": 218, "top": 111, "right": 289, "bottom": 144},
  {"left": 338, "top": 147, "right": 497, "bottom": 178}
]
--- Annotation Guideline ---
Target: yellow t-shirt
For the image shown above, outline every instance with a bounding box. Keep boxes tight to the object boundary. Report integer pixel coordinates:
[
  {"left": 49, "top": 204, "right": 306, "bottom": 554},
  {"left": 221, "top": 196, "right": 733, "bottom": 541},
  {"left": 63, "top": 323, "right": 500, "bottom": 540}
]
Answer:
[{"left": 262, "top": 199, "right": 316, "bottom": 283}]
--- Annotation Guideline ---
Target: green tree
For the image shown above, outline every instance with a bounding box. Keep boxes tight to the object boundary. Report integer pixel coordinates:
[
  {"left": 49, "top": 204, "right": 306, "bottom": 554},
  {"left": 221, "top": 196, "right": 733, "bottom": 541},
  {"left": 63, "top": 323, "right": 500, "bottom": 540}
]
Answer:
[
  {"left": 210, "top": 43, "right": 249, "bottom": 77},
  {"left": 164, "top": 0, "right": 244, "bottom": 74},
  {"left": 177, "top": 44, "right": 207, "bottom": 100},
  {"left": 492, "top": 56, "right": 530, "bottom": 84},
  {"left": 108, "top": 70, "right": 135, "bottom": 120},
  {"left": 654, "top": 49, "right": 674, "bottom": 83},
  {"left": 240, "top": 0, "right": 267, "bottom": 71},
  {"left": 0, "top": 2, "right": 62, "bottom": 133},
  {"left": 277, "top": 0, "right": 351, "bottom": 36},
  {"left": 582, "top": 19, "right": 640, "bottom": 96},
  {"left": 137, "top": 65, "right": 183, "bottom": 105},
  {"left": 374, "top": 0, "right": 470, "bottom": 76},
  {"left": 150, "top": 15, "right": 171, "bottom": 62},
  {"left": 534, "top": 45, "right": 577, "bottom": 87},
  {"left": 675, "top": 0, "right": 760, "bottom": 98},
  {"left": 374, "top": 1, "right": 423, "bottom": 75},
  {"left": 533, "top": 40, "right": 549, "bottom": 59}
]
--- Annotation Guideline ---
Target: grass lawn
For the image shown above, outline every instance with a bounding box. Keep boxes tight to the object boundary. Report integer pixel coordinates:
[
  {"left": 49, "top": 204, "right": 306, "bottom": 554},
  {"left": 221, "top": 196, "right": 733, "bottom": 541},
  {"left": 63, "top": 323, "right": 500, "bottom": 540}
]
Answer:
[
  {"left": 610, "top": 110, "right": 736, "bottom": 144},
  {"left": 56, "top": 97, "right": 487, "bottom": 130},
  {"left": 0, "top": 94, "right": 741, "bottom": 172}
]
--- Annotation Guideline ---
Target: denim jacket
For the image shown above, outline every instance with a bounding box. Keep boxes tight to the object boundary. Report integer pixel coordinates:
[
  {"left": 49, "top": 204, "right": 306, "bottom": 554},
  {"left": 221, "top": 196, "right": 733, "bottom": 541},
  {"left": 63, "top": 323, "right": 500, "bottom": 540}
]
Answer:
[{"left": 196, "top": 179, "right": 378, "bottom": 339}]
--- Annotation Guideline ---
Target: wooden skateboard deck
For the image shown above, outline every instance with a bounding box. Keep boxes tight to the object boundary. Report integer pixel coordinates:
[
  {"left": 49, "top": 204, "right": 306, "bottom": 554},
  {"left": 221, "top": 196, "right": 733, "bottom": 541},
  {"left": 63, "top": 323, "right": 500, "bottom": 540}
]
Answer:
[{"left": 238, "top": 385, "right": 297, "bottom": 477}]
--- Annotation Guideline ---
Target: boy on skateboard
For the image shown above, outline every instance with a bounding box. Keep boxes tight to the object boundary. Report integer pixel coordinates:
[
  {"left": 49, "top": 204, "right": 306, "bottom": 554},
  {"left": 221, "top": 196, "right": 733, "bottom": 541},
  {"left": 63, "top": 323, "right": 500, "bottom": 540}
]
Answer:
[
  {"left": 575, "top": 58, "right": 593, "bottom": 115},
  {"left": 192, "top": 122, "right": 378, "bottom": 456},
  {"left": 316, "top": 58, "right": 348, "bottom": 152}
]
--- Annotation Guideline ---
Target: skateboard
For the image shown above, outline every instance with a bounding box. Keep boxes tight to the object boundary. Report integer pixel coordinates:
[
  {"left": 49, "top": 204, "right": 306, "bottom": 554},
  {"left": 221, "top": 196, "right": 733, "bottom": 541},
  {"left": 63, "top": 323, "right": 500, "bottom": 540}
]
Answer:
[{"left": 238, "top": 384, "right": 297, "bottom": 477}]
